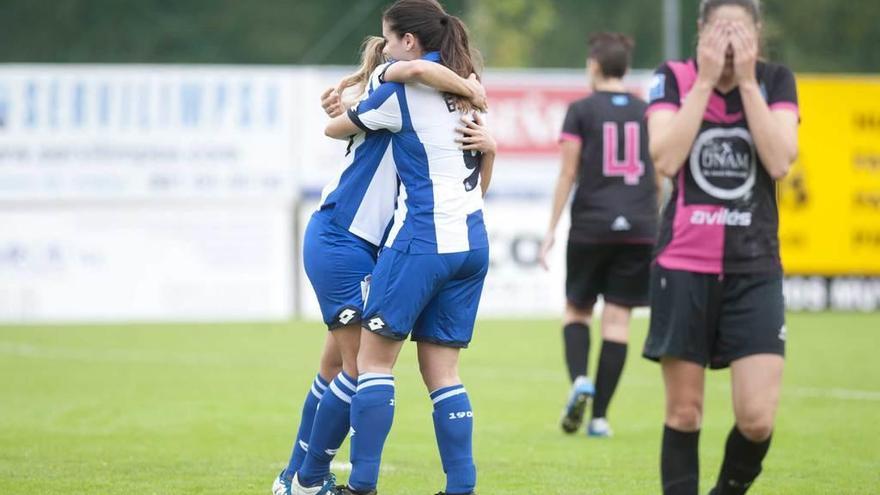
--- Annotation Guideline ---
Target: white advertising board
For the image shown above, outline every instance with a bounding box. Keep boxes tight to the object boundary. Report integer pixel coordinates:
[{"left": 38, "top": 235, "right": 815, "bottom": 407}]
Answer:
[
  {"left": 0, "top": 65, "right": 301, "bottom": 322},
  {"left": 0, "top": 65, "right": 299, "bottom": 200},
  {"left": 0, "top": 203, "right": 293, "bottom": 323}
]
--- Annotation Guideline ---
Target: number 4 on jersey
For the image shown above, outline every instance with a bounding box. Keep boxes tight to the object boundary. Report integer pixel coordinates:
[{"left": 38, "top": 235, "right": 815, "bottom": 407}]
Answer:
[{"left": 603, "top": 122, "right": 645, "bottom": 185}]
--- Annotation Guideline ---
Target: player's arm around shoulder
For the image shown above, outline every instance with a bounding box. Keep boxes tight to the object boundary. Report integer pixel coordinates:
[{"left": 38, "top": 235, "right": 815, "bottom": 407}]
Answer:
[
  {"left": 324, "top": 112, "right": 363, "bottom": 140},
  {"left": 325, "top": 81, "right": 404, "bottom": 140},
  {"left": 383, "top": 61, "right": 487, "bottom": 112}
]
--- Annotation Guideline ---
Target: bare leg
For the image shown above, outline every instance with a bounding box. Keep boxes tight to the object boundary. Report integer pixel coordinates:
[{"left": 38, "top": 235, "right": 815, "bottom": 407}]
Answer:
[
  {"left": 331, "top": 323, "right": 361, "bottom": 378},
  {"left": 600, "top": 301, "right": 631, "bottom": 343},
  {"left": 731, "top": 354, "right": 784, "bottom": 441},
  {"left": 710, "top": 354, "right": 784, "bottom": 494},
  {"left": 317, "top": 331, "right": 343, "bottom": 381},
  {"left": 417, "top": 341, "right": 462, "bottom": 391}
]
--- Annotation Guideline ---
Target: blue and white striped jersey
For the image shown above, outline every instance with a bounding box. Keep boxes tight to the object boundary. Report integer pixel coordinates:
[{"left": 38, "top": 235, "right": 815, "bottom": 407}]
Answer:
[
  {"left": 317, "top": 63, "right": 399, "bottom": 247},
  {"left": 348, "top": 52, "right": 488, "bottom": 255}
]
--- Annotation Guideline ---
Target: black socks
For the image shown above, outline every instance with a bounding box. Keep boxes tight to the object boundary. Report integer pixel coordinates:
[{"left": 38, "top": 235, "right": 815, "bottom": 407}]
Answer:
[
  {"left": 662, "top": 425, "right": 700, "bottom": 495},
  {"left": 661, "top": 424, "right": 771, "bottom": 495},
  {"left": 592, "top": 340, "right": 628, "bottom": 419},
  {"left": 563, "top": 322, "right": 590, "bottom": 382},
  {"left": 713, "top": 426, "right": 772, "bottom": 494}
]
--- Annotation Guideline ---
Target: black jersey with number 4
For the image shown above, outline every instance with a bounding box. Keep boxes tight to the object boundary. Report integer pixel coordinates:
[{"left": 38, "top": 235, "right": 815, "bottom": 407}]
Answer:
[
  {"left": 560, "top": 91, "right": 658, "bottom": 244},
  {"left": 645, "top": 59, "right": 799, "bottom": 274}
]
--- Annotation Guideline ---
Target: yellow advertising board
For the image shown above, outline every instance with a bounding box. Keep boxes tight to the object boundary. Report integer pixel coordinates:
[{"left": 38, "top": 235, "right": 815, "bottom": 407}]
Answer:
[{"left": 779, "top": 76, "right": 880, "bottom": 275}]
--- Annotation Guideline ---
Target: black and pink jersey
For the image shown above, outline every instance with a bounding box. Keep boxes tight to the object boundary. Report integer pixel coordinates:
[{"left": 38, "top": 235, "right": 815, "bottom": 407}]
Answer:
[
  {"left": 560, "top": 91, "right": 658, "bottom": 244},
  {"left": 646, "top": 59, "right": 799, "bottom": 274}
]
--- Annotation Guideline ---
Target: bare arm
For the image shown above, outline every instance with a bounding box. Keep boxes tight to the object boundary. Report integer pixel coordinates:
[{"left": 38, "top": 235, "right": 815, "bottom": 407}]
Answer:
[
  {"left": 479, "top": 151, "right": 495, "bottom": 197},
  {"left": 648, "top": 84, "right": 712, "bottom": 178},
  {"left": 731, "top": 23, "right": 798, "bottom": 180},
  {"left": 655, "top": 169, "right": 668, "bottom": 211},
  {"left": 739, "top": 83, "right": 799, "bottom": 179},
  {"left": 650, "top": 21, "right": 728, "bottom": 178},
  {"left": 324, "top": 113, "right": 361, "bottom": 140},
  {"left": 384, "top": 61, "right": 487, "bottom": 112},
  {"left": 538, "top": 139, "right": 580, "bottom": 270}
]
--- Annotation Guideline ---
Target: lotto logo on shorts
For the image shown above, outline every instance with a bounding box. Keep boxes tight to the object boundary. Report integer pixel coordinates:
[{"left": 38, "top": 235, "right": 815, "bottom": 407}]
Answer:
[
  {"left": 367, "top": 317, "right": 386, "bottom": 331},
  {"left": 337, "top": 308, "right": 357, "bottom": 325}
]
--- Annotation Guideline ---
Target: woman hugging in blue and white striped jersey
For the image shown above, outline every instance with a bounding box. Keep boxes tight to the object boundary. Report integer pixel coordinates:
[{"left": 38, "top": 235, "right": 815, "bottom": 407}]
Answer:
[{"left": 323, "top": 1, "right": 497, "bottom": 494}]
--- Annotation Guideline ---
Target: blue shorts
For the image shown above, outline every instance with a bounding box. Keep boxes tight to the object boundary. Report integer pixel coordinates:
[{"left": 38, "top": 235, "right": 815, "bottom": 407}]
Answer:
[
  {"left": 362, "top": 247, "right": 489, "bottom": 348},
  {"left": 303, "top": 211, "right": 379, "bottom": 330}
]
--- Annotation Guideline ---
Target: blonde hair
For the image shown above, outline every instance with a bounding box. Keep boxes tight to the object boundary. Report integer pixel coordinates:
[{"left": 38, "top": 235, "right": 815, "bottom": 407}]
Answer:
[{"left": 337, "top": 36, "right": 387, "bottom": 98}]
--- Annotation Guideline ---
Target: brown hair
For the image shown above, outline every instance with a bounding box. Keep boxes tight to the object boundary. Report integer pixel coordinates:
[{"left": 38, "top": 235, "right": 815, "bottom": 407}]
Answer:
[
  {"left": 697, "top": 0, "right": 764, "bottom": 59},
  {"left": 588, "top": 33, "right": 635, "bottom": 79},
  {"left": 382, "top": 0, "right": 482, "bottom": 109},
  {"left": 699, "top": 0, "right": 761, "bottom": 24},
  {"left": 337, "top": 36, "right": 387, "bottom": 97}
]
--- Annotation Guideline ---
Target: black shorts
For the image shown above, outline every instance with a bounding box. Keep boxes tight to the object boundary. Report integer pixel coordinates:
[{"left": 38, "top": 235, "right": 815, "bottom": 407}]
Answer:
[
  {"left": 643, "top": 265, "right": 786, "bottom": 370},
  {"left": 565, "top": 241, "right": 652, "bottom": 310}
]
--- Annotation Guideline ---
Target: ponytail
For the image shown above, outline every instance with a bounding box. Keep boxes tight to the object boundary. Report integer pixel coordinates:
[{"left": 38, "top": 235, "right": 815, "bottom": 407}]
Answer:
[
  {"left": 439, "top": 15, "right": 483, "bottom": 82},
  {"left": 383, "top": 0, "right": 483, "bottom": 110},
  {"left": 337, "top": 36, "right": 387, "bottom": 98}
]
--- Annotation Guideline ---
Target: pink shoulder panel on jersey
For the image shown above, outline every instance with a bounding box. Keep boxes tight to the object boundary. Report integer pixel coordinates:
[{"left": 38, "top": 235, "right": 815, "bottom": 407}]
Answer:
[
  {"left": 770, "top": 101, "right": 799, "bottom": 116},
  {"left": 559, "top": 132, "right": 583, "bottom": 144},
  {"left": 645, "top": 102, "right": 679, "bottom": 118},
  {"left": 650, "top": 60, "right": 752, "bottom": 125}
]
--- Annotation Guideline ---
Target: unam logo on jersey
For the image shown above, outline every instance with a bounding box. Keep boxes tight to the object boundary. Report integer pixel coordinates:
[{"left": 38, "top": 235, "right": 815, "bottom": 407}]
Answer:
[
  {"left": 689, "top": 128, "right": 757, "bottom": 200},
  {"left": 700, "top": 141, "right": 751, "bottom": 178}
]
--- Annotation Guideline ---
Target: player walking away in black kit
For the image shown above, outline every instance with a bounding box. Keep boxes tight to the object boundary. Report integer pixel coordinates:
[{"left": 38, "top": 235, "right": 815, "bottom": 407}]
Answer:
[
  {"left": 643, "top": 0, "right": 799, "bottom": 493},
  {"left": 539, "top": 33, "right": 660, "bottom": 438}
]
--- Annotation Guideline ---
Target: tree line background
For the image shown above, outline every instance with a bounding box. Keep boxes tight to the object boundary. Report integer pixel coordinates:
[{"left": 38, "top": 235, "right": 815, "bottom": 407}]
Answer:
[{"left": 2, "top": 0, "right": 877, "bottom": 72}]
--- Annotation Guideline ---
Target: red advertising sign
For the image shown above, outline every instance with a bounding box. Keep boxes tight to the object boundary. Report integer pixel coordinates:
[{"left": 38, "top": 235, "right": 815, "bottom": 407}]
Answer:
[{"left": 486, "top": 80, "right": 649, "bottom": 157}]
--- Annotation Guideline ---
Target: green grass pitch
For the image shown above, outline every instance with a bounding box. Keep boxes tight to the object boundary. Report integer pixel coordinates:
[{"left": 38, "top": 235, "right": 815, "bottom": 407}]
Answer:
[{"left": 1, "top": 313, "right": 878, "bottom": 494}]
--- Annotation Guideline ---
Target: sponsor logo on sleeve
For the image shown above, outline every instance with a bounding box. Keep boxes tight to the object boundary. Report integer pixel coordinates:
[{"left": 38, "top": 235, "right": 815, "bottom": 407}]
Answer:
[{"left": 649, "top": 74, "right": 666, "bottom": 102}]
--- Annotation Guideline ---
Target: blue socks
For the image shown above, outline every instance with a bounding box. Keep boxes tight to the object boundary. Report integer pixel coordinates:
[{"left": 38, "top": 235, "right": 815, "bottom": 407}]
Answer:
[
  {"left": 348, "top": 373, "right": 396, "bottom": 492},
  {"left": 284, "top": 374, "right": 328, "bottom": 479},
  {"left": 431, "top": 384, "right": 476, "bottom": 495},
  {"left": 297, "top": 371, "right": 358, "bottom": 486}
]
